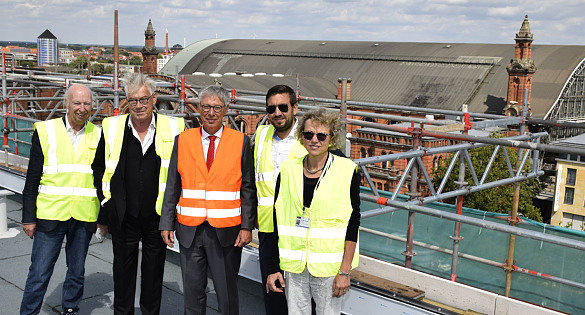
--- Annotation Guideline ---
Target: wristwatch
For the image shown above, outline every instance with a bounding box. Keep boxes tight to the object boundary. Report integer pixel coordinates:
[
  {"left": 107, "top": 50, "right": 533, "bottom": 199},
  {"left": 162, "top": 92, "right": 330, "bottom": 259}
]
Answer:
[{"left": 338, "top": 269, "right": 351, "bottom": 277}]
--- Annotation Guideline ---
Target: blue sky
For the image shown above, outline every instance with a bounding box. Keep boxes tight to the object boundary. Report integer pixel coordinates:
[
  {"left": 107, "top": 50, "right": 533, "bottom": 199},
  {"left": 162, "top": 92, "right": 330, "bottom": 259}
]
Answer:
[{"left": 1, "top": 0, "right": 584, "bottom": 47}]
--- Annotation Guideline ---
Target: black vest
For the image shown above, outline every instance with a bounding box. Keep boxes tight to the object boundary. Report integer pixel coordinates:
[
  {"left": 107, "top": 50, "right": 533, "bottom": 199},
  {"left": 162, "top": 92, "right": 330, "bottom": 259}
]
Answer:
[{"left": 124, "top": 127, "right": 160, "bottom": 217}]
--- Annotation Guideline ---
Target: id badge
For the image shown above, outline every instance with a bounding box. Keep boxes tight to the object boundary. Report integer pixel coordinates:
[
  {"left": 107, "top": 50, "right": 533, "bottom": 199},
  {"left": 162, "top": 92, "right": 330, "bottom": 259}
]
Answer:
[{"left": 296, "top": 216, "right": 311, "bottom": 228}]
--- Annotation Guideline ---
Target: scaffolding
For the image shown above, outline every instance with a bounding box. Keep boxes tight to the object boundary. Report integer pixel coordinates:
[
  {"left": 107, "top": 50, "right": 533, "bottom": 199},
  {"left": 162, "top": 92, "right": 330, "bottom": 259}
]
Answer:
[{"left": 2, "top": 64, "right": 585, "bottom": 314}]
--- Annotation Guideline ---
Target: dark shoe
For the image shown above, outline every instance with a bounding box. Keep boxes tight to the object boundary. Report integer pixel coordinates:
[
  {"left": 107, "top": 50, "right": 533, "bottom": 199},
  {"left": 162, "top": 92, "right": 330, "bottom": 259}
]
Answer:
[{"left": 61, "top": 308, "right": 77, "bottom": 315}]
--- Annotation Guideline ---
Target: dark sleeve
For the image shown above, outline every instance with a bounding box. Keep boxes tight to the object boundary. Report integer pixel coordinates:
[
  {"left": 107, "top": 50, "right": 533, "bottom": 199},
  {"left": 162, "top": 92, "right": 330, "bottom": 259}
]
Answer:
[
  {"left": 159, "top": 136, "right": 181, "bottom": 231},
  {"left": 22, "top": 130, "right": 43, "bottom": 224},
  {"left": 265, "top": 174, "right": 281, "bottom": 275},
  {"left": 239, "top": 135, "right": 258, "bottom": 230},
  {"left": 91, "top": 130, "right": 108, "bottom": 225},
  {"left": 345, "top": 169, "right": 361, "bottom": 242}
]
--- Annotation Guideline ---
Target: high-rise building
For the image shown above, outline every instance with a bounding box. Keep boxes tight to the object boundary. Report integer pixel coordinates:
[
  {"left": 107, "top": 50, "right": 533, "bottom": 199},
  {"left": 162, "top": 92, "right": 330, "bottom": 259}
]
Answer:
[{"left": 37, "top": 29, "right": 58, "bottom": 66}]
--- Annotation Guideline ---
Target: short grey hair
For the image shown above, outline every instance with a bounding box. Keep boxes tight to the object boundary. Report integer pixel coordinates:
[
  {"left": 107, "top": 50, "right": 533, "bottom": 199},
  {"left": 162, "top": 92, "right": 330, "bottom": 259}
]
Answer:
[
  {"left": 296, "top": 108, "right": 344, "bottom": 150},
  {"left": 64, "top": 84, "right": 93, "bottom": 103},
  {"left": 122, "top": 73, "right": 156, "bottom": 96},
  {"left": 199, "top": 85, "right": 230, "bottom": 106}
]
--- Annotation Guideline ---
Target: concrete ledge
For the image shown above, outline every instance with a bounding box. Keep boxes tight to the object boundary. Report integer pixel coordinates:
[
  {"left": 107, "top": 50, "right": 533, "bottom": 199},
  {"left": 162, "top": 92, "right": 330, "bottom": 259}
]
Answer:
[{"left": 357, "top": 255, "right": 563, "bottom": 315}]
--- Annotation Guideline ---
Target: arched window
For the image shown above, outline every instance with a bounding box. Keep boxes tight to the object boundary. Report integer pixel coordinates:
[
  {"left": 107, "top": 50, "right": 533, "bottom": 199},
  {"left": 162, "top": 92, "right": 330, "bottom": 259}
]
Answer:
[
  {"left": 361, "top": 147, "right": 367, "bottom": 158},
  {"left": 368, "top": 147, "right": 374, "bottom": 157}
]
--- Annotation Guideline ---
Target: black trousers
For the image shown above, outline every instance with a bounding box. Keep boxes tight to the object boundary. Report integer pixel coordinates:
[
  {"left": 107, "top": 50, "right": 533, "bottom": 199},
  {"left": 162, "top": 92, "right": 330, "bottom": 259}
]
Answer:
[
  {"left": 111, "top": 212, "right": 167, "bottom": 315},
  {"left": 258, "top": 231, "right": 288, "bottom": 315},
  {"left": 180, "top": 222, "right": 242, "bottom": 315}
]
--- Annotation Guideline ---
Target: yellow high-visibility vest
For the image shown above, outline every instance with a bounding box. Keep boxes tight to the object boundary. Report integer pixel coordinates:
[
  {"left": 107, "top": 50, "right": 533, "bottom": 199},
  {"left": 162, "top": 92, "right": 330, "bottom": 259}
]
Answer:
[
  {"left": 275, "top": 154, "right": 359, "bottom": 277},
  {"left": 253, "top": 125, "right": 307, "bottom": 232},
  {"left": 101, "top": 114, "right": 184, "bottom": 214},
  {"left": 35, "top": 118, "right": 101, "bottom": 222}
]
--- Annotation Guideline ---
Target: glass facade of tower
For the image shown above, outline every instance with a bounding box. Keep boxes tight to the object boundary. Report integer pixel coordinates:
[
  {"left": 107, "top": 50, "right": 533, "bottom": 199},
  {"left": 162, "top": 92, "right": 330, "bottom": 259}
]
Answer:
[{"left": 36, "top": 37, "right": 58, "bottom": 66}]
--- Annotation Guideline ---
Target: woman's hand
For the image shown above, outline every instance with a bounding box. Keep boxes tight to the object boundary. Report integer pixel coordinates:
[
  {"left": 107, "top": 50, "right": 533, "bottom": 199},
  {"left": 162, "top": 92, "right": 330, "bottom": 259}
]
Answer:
[{"left": 333, "top": 273, "right": 350, "bottom": 297}]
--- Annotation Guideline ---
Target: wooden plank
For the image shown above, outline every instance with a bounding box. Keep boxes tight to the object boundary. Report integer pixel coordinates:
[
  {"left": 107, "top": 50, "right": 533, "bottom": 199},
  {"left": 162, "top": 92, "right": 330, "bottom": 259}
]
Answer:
[{"left": 351, "top": 269, "right": 425, "bottom": 300}]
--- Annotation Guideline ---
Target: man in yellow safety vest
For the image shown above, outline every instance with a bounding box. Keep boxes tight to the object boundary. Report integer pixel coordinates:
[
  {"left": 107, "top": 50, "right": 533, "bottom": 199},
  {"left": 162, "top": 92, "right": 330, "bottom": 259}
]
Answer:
[{"left": 21, "top": 84, "right": 103, "bottom": 315}]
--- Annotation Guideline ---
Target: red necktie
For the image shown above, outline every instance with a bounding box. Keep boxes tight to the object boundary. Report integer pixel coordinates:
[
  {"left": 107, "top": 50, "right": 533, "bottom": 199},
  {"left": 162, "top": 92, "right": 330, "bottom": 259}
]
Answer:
[{"left": 206, "top": 135, "right": 217, "bottom": 171}]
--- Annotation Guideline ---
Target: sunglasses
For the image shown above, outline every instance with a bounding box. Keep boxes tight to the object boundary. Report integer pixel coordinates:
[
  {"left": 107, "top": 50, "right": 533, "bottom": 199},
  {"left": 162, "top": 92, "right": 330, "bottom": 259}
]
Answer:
[
  {"left": 302, "top": 131, "right": 329, "bottom": 142},
  {"left": 266, "top": 104, "right": 289, "bottom": 114}
]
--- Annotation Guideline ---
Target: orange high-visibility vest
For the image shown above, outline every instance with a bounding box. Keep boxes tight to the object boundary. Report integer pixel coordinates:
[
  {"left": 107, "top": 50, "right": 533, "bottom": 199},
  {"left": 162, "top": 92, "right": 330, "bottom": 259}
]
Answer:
[{"left": 176, "top": 127, "right": 244, "bottom": 228}]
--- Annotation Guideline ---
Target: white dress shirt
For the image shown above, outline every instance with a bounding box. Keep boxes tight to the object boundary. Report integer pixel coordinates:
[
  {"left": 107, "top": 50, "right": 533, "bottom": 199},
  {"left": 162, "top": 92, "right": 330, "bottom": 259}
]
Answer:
[
  {"left": 65, "top": 117, "right": 86, "bottom": 151},
  {"left": 128, "top": 114, "right": 156, "bottom": 155},
  {"left": 271, "top": 119, "right": 298, "bottom": 181}
]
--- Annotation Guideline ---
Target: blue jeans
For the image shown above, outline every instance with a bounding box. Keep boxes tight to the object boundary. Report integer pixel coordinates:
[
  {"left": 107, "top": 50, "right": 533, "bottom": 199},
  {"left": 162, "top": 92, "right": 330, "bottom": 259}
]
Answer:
[{"left": 20, "top": 219, "right": 93, "bottom": 315}]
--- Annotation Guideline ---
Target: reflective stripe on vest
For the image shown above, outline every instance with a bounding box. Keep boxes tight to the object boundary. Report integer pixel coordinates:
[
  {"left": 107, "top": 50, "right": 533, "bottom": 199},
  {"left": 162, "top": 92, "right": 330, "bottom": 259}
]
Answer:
[
  {"left": 176, "top": 127, "right": 244, "bottom": 228},
  {"left": 253, "top": 124, "right": 307, "bottom": 232},
  {"left": 275, "top": 154, "right": 359, "bottom": 277},
  {"left": 35, "top": 118, "right": 101, "bottom": 222},
  {"left": 100, "top": 114, "right": 184, "bottom": 215}
]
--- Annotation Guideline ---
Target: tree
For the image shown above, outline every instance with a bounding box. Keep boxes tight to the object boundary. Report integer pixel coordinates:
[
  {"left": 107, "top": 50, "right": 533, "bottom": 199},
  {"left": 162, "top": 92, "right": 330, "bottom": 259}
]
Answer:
[
  {"left": 128, "top": 56, "right": 143, "bottom": 65},
  {"left": 432, "top": 131, "right": 544, "bottom": 222},
  {"left": 91, "top": 63, "right": 105, "bottom": 75},
  {"left": 69, "top": 56, "right": 88, "bottom": 69}
]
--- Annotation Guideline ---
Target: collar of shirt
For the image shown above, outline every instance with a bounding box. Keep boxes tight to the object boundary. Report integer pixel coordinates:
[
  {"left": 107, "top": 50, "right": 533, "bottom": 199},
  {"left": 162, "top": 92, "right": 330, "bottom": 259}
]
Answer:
[
  {"left": 128, "top": 113, "right": 156, "bottom": 154},
  {"left": 201, "top": 125, "right": 224, "bottom": 140},
  {"left": 65, "top": 116, "right": 86, "bottom": 150}
]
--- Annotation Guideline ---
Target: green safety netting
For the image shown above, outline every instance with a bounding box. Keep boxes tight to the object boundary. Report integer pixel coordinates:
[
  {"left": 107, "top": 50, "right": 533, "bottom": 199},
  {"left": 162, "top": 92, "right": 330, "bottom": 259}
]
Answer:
[
  {"left": 5, "top": 119, "right": 584, "bottom": 313},
  {"left": 360, "top": 187, "right": 585, "bottom": 314}
]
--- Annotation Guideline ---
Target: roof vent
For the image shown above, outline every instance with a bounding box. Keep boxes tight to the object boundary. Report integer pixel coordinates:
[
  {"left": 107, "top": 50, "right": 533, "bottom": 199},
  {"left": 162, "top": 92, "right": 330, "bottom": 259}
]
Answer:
[
  {"left": 209, "top": 73, "right": 222, "bottom": 77},
  {"left": 272, "top": 74, "right": 284, "bottom": 77},
  {"left": 372, "top": 43, "right": 380, "bottom": 47},
  {"left": 192, "top": 72, "right": 205, "bottom": 75},
  {"left": 320, "top": 42, "right": 326, "bottom": 45},
  {"left": 224, "top": 72, "right": 236, "bottom": 76},
  {"left": 443, "top": 45, "right": 452, "bottom": 48},
  {"left": 242, "top": 73, "right": 254, "bottom": 77}
]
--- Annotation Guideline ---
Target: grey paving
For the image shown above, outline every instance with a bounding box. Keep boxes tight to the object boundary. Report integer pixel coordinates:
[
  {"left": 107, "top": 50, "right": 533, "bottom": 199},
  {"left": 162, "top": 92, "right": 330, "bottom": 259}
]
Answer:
[{"left": 0, "top": 195, "right": 265, "bottom": 314}]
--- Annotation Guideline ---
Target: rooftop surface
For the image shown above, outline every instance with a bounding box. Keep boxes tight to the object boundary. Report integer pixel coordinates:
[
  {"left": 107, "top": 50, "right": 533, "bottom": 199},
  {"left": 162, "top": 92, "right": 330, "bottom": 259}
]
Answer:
[{"left": 0, "top": 194, "right": 264, "bottom": 314}]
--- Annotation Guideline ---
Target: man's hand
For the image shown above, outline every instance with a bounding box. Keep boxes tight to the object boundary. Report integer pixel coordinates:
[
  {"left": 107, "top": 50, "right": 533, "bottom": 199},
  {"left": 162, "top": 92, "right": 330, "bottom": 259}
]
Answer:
[
  {"left": 234, "top": 228, "right": 252, "bottom": 247},
  {"left": 23, "top": 223, "right": 36, "bottom": 239},
  {"left": 97, "top": 224, "right": 108, "bottom": 236},
  {"left": 266, "top": 272, "right": 285, "bottom": 293},
  {"left": 161, "top": 230, "right": 175, "bottom": 248}
]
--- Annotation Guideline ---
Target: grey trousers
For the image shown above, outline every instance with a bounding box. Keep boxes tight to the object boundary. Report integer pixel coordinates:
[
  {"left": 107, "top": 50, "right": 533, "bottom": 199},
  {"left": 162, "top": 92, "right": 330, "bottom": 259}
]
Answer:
[{"left": 285, "top": 268, "right": 345, "bottom": 315}]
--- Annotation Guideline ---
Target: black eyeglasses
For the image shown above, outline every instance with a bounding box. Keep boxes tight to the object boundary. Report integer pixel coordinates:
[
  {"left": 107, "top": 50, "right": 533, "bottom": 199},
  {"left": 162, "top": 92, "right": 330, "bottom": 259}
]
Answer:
[
  {"left": 302, "top": 131, "right": 329, "bottom": 142},
  {"left": 201, "top": 104, "right": 225, "bottom": 112},
  {"left": 266, "top": 104, "right": 289, "bottom": 114},
  {"left": 127, "top": 94, "right": 153, "bottom": 106}
]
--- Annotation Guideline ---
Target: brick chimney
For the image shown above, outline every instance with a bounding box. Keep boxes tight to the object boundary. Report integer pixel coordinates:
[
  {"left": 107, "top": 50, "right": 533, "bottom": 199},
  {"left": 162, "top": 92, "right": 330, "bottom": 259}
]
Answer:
[{"left": 337, "top": 78, "right": 351, "bottom": 100}]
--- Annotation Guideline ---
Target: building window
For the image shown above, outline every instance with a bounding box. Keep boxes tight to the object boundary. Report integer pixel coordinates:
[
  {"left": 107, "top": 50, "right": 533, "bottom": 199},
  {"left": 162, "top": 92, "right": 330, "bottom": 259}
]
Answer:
[
  {"left": 384, "top": 183, "right": 390, "bottom": 191},
  {"left": 564, "top": 187, "right": 575, "bottom": 205},
  {"left": 377, "top": 182, "right": 383, "bottom": 190},
  {"left": 567, "top": 168, "right": 577, "bottom": 186},
  {"left": 360, "top": 148, "right": 367, "bottom": 158},
  {"left": 368, "top": 147, "right": 374, "bottom": 157},
  {"left": 381, "top": 151, "right": 387, "bottom": 168}
]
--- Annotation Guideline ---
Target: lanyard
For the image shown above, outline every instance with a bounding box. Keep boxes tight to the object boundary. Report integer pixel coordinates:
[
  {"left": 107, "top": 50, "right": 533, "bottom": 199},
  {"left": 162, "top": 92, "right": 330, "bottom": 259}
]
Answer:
[{"left": 303, "top": 152, "right": 333, "bottom": 216}]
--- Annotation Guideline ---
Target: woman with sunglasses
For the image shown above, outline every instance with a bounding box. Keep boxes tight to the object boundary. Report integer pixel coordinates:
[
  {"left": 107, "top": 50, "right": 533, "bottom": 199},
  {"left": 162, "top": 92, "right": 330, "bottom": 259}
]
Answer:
[{"left": 265, "top": 108, "right": 360, "bottom": 314}]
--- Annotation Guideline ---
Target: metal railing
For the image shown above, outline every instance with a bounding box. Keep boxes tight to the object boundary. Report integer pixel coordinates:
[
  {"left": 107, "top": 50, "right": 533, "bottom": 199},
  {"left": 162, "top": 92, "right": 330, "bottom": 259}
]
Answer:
[{"left": 2, "top": 67, "right": 585, "bottom": 313}]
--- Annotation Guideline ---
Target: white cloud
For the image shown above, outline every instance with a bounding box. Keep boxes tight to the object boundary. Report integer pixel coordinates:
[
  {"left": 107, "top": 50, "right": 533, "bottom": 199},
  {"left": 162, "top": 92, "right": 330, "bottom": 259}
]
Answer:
[
  {"left": 2, "top": 0, "right": 585, "bottom": 46},
  {"left": 487, "top": 6, "right": 522, "bottom": 17}
]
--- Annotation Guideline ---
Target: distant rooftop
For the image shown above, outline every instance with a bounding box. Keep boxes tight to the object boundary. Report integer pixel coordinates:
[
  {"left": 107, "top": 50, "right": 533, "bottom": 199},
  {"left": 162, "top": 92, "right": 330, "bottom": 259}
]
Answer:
[{"left": 37, "top": 29, "right": 57, "bottom": 39}]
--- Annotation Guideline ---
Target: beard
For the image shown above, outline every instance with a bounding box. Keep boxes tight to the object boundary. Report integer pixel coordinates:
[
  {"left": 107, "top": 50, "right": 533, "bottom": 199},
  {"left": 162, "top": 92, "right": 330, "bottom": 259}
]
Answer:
[{"left": 274, "top": 116, "right": 294, "bottom": 133}]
